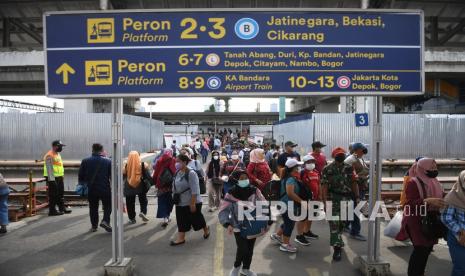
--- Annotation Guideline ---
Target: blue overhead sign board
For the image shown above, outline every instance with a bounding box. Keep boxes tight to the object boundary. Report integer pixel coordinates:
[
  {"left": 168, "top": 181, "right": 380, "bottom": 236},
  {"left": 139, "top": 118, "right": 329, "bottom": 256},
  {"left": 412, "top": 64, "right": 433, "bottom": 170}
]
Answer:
[{"left": 44, "top": 9, "right": 424, "bottom": 98}]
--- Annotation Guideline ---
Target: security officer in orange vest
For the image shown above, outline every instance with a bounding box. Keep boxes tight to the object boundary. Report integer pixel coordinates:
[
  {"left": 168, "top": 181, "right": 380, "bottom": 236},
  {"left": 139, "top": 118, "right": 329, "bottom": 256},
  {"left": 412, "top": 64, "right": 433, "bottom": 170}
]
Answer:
[{"left": 44, "top": 140, "right": 72, "bottom": 216}]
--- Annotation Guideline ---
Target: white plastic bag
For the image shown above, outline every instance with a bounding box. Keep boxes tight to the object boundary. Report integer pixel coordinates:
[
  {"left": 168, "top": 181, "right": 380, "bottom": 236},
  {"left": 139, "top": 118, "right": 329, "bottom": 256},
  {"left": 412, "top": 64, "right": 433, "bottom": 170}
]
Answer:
[{"left": 384, "top": 211, "right": 403, "bottom": 239}]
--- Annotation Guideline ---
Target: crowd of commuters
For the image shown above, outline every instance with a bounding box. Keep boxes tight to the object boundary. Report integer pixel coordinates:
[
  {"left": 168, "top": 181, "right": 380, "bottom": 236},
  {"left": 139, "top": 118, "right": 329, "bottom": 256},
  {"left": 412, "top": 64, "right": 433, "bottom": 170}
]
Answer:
[{"left": 0, "top": 135, "right": 463, "bottom": 276}]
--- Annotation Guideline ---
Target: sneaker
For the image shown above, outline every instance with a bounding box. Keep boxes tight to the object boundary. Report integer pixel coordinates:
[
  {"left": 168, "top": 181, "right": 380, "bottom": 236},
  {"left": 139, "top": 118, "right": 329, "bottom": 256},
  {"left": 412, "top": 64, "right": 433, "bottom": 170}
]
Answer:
[
  {"left": 229, "top": 266, "right": 241, "bottom": 276},
  {"left": 333, "top": 247, "right": 342, "bottom": 261},
  {"left": 350, "top": 233, "right": 367, "bottom": 241},
  {"left": 295, "top": 235, "right": 311, "bottom": 246},
  {"left": 0, "top": 226, "right": 7, "bottom": 234},
  {"left": 139, "top": 213, "right": 149, "bottom": 223},
  {"left": 48, "top": 211, "right": 64, "bottom": 216},
  {"left": 303, "top": 231, "right": 319, "bottom": 240},
  {"left": 60, "top": 207, "right": 72, "bottom": 214},
  {"left": 270, "top": 233, "right": 283, "bottom": 245},
  {"left": 99, "top": 221, "right": 112, "bottom": 232},
  {"left": 279, "top": 243, "right": 298, "bottom": 253},
  {"left": 128, "top": 219, "right": 137, "bottom": 225},
  {"left": 240, "top": 269, "right": 257, "bottom": 276},
  {"left": 90, "top": 227, "right": 98, "bottom": 232}
]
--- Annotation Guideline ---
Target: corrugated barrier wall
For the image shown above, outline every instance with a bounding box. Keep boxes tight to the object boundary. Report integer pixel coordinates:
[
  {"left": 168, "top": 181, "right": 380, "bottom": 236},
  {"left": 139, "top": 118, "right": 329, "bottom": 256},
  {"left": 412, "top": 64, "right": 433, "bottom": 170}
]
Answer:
[
  {"left": 0, "top": 113, "right": 164, "bottom": 160},
  {"left": 273, "top": 114, "right": 465, "bottom": 159}
]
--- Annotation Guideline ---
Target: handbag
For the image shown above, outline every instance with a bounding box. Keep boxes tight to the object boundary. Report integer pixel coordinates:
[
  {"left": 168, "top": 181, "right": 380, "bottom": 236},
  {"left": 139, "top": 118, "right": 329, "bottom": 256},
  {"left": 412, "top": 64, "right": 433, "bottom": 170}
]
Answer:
[
  {"left": 172, "top": 170, "right": 191, "bottom": 205},
  {"left": 75, "top": 159, "right": 102, "bottom": 197},
  {"left": 141, "top": 162, "right": 153, "bottom": 193},
  {"left": 415, "top": 178, "right": 448, "bottom": 240}
]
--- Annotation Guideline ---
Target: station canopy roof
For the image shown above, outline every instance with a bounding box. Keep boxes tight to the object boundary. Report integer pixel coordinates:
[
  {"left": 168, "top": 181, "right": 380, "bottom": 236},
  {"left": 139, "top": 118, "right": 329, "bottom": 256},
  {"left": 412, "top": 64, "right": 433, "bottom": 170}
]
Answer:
[{"left": 0, "top": 0, "right": 465, "bottom": 51}]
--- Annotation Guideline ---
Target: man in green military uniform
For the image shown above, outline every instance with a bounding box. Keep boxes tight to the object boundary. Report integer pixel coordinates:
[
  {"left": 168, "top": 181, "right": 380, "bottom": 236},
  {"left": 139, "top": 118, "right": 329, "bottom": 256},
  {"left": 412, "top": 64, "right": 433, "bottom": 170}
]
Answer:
[{"left": 321, "top": 147, "right": 359, "bottom": 261}]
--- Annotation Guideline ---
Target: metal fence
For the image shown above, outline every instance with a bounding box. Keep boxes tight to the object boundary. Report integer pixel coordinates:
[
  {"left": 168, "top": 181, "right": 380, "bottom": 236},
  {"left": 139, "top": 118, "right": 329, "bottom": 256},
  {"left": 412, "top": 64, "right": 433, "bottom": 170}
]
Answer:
[
  {"left": 0, "top": 113, "right": 164, "bottom": 160},
  {"left": 273, "top": 113, "right": 465, "bottom": 159}
]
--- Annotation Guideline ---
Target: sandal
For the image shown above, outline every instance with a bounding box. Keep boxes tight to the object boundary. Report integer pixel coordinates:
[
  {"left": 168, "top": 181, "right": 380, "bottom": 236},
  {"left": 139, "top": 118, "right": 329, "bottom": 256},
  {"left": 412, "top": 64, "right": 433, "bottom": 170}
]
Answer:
[
  {"left": 170, "top": 240, "right": 185, "bottom": 246},
  {"left": 203, "top": 226, "right": 210, "bottom": 239}
]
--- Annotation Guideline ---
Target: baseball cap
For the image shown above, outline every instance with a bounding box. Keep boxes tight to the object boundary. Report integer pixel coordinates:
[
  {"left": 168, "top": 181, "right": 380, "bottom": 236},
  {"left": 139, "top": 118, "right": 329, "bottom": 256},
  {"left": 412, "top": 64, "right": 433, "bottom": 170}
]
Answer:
[
  {"left": 352, "top": 142, "right": 368, "bottom": 151},
  {"left": 52, "top": 140, "right": 66, "bottom": 147},
  {"left": 312, "top": 141, "right": 326, "bottom": 148},
  {"left": 284, "top": 141, "right": 298, "bottom": 147},
  {"left": 285, "top": 158, "right": 303, "bottom": 168},
  {"left": 331, "top": 147, "right": 346, "bottom": 158},
  {"left": 302, "top": 154, "right": 315, "bottom": 163}
]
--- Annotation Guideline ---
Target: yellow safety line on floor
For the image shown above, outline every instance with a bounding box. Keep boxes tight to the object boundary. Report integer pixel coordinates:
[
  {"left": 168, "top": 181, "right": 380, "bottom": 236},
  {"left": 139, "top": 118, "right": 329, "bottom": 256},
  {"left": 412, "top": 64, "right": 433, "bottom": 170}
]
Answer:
[
  {"left": 306, "top": 268, "right": 322, "bottom": 276},
  {"left": 46, "top": 267, "right": 65, "bottom": 276},
  {"left": 214, "top": 223, "right": 224, "bottom": 276}
]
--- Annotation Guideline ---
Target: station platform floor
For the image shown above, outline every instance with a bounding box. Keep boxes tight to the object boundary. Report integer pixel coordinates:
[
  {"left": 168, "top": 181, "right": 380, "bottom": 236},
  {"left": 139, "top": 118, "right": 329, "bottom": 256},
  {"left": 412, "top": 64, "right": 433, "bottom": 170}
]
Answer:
[{"left": 0, "top": 201, "right": 452, "bottom": 276}]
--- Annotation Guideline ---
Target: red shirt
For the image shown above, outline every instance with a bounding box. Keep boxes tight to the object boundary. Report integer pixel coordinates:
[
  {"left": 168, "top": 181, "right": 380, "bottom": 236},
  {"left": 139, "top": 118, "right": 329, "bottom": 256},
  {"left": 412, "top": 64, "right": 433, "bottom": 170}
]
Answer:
[
  {"left": 301, "top": 169, "right": 320, "bottom": 200},
  {"left": 311, "top": 152, "right": 327, "bottom": 176},
  {"left": 247, "top": 162, "right": 272, "bottom": 191}
]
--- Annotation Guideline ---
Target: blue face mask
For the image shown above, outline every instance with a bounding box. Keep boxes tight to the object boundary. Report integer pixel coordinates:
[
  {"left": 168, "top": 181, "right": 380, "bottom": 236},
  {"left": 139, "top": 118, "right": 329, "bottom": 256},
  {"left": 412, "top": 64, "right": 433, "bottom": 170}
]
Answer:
[{"left": 237, "top": 179, "right": 250, "bottom": 188}]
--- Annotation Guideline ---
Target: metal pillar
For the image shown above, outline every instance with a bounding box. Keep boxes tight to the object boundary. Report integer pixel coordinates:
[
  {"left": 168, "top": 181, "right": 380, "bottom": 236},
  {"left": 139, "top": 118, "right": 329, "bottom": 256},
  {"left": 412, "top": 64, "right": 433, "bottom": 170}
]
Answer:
[
  {"left": 105, "top": 99, "right": 134, "bottom": 276},
  {"left": 279, "top": 96, "right": 286, "bottom": 120},
  {"left": 358, "top": 96, "right": 390, "bottom": 275},
  {"left": 149, "top": 110, "right": 153, "bottom": 151}
]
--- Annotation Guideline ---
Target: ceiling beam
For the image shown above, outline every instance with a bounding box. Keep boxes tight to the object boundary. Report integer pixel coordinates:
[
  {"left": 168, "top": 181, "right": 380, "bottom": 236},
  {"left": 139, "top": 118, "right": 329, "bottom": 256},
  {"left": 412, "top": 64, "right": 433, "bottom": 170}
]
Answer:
[
  {"left": 438, "top": 18, "right": 465, "bottom": 45},
  {"left": 8, "top": 18, "right": 42, "bottom": 44}
]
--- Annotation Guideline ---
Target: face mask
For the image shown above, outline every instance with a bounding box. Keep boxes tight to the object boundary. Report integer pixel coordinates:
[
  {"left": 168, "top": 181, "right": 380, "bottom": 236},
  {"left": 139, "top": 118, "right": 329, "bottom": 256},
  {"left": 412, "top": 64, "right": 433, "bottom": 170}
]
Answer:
[
  {"left": 297, "top": 167, "right": 302, "bottom": 173},
  {"left": 335, "top": 155, "right": 345, "bottom": 163},
  {"left": 213, "top": 156, "right": 219, "bottom": 160},
  {"left": 237, "top": 179, "right": 250, "bottom": 188},
  {"left": 306, "top": 164, "right": 316, "bottom": 171},
  {"left": 231, "top": 155, "right": 239, "bottom": 160},
  {"left": 426, "top": 170, "right": 439, "bottom": 178},
  {"left": 175, "top": 162, "right": 182, "bottom": 170},
  {"left": 56, "top": 146, "right": 63, "bottom": 152}
]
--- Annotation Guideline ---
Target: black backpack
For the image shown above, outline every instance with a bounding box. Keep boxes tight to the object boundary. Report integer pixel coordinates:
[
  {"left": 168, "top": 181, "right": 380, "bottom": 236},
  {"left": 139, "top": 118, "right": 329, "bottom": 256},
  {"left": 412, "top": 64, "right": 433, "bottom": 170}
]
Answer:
[
  {"left": 263, "top": 180, "right": 282, "bottom": 201},
  {"left": 159, "top": 168, "right": 174, "bottom": 188}
]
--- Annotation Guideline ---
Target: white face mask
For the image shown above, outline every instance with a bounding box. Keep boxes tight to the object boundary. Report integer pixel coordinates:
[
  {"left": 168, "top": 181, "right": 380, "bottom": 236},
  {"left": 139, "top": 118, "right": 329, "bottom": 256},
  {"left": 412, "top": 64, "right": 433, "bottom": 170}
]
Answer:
[
  {"left": 213, "top": 156, "right": 219, "bottom": 160},
  {"left": 306, "top": 164, "right": 316, "bottom": 171},
  {"left": 231, "top": 155, "right": 239, "bottom": 160}
]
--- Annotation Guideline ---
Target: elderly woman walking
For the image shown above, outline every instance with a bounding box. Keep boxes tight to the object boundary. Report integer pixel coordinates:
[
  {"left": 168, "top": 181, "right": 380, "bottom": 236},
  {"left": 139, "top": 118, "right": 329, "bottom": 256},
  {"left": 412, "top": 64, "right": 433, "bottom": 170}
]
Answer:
[
  {"left": 124, "top": 151, "right": 151, "bottom": 224},
  {"left": 153, "top": 149, "right": 176, "bottom": 228},
  {"left": 396, "top": 158, "right": 446, "bottom": 276},
  {"left": 441, "top": 170, "right": 465, "bottom": 276}
]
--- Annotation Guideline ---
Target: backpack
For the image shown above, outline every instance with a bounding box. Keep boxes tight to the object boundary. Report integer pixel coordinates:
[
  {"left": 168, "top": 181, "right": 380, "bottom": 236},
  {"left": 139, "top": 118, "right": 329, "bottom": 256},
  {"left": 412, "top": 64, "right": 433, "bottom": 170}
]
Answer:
[
  {"left": 159, "top": 168, "right": 174, "bottom": 188},
  {"left": 242, "top": 149, "right": 251, "bottom": 167},
  {"left": 263, "top": 180, "right": 282, "bottom": 201}
]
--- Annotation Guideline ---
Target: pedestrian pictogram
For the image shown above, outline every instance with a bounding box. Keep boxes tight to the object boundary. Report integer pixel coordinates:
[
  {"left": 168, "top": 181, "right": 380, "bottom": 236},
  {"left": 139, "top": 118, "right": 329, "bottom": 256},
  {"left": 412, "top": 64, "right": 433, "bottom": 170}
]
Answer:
[
  {"left": 85, "top": 60, "right": 112, "bottom": 86},
  {"left": 87, "top": 18, "right": 115, "bottom": 43},
  {"left": 55, "top": 63, "right": 75, "bottom": 85}
]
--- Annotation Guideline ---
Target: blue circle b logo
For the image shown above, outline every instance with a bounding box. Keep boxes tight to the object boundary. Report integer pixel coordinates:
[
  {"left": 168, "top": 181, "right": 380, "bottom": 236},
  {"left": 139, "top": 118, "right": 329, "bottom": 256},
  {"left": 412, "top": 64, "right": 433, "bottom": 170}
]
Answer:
[{"left": 234, "top": 18, "right": 259, "bottom": 40}]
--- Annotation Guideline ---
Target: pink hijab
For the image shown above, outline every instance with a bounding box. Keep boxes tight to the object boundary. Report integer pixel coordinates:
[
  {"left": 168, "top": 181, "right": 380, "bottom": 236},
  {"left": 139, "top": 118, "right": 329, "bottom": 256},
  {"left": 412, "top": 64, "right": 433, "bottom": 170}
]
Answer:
[
  {"left": 250, "top": 149, "right": 265, "bottom": 163},
  {"left": 414, "top": 158, "right": 443, "bottom": 199}
]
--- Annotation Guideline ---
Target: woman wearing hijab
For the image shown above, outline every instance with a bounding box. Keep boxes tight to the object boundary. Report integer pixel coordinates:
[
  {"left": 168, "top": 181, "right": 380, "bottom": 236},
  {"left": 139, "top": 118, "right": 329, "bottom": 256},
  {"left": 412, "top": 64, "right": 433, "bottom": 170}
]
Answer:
[
  {"left": 218, "top": 170, "right": 267, "bottom": 276},
  {"left": 123, "top": 151, "right": 151, "bottom": 224},
  {"left": 441, "top": 170, "right": 465, "bottom": 276},
  {"left": 246, "top": 149, "right": 272, "bottom": 192},
  {"left": 396, "top": 158, "right": 446, "bottom": 276},
  {"left": 400, "top": 157, "right": 423, "bottom": 208},
  {"left": 207, "top": 151, "right": 222, "bottom": 212},
  {"left": 170, "top": 154, "right": 210, "bottom": 246},
  {"left": 221, "top": 150, "right": 246, "bottom": 195},
  {"left": 153, "top": 148, "right": 176, "bottom": 228}
]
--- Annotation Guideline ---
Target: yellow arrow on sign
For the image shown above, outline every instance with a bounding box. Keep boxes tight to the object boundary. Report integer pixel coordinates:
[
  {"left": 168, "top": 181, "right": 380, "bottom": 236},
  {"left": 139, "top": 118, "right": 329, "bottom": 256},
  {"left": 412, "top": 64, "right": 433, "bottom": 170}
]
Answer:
[{"left": 55, "top": 63, "right": 75, "bottom": 85}]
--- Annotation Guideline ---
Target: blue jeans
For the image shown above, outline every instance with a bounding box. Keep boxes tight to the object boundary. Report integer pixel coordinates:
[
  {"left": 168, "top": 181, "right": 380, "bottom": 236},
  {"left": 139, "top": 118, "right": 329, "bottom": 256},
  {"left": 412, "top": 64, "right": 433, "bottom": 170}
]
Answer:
[
  {"left": 348, "top": 190, "right": 366, "bottom": 235},
  {"left": 0, "top": 192, "right": 9, "bottom": 226},
  {"left": 448, "top": 230, "right": 465, "bottom": 276},
  {"left": 280, "top": 211, "right": 295, "bottom": 237}
]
